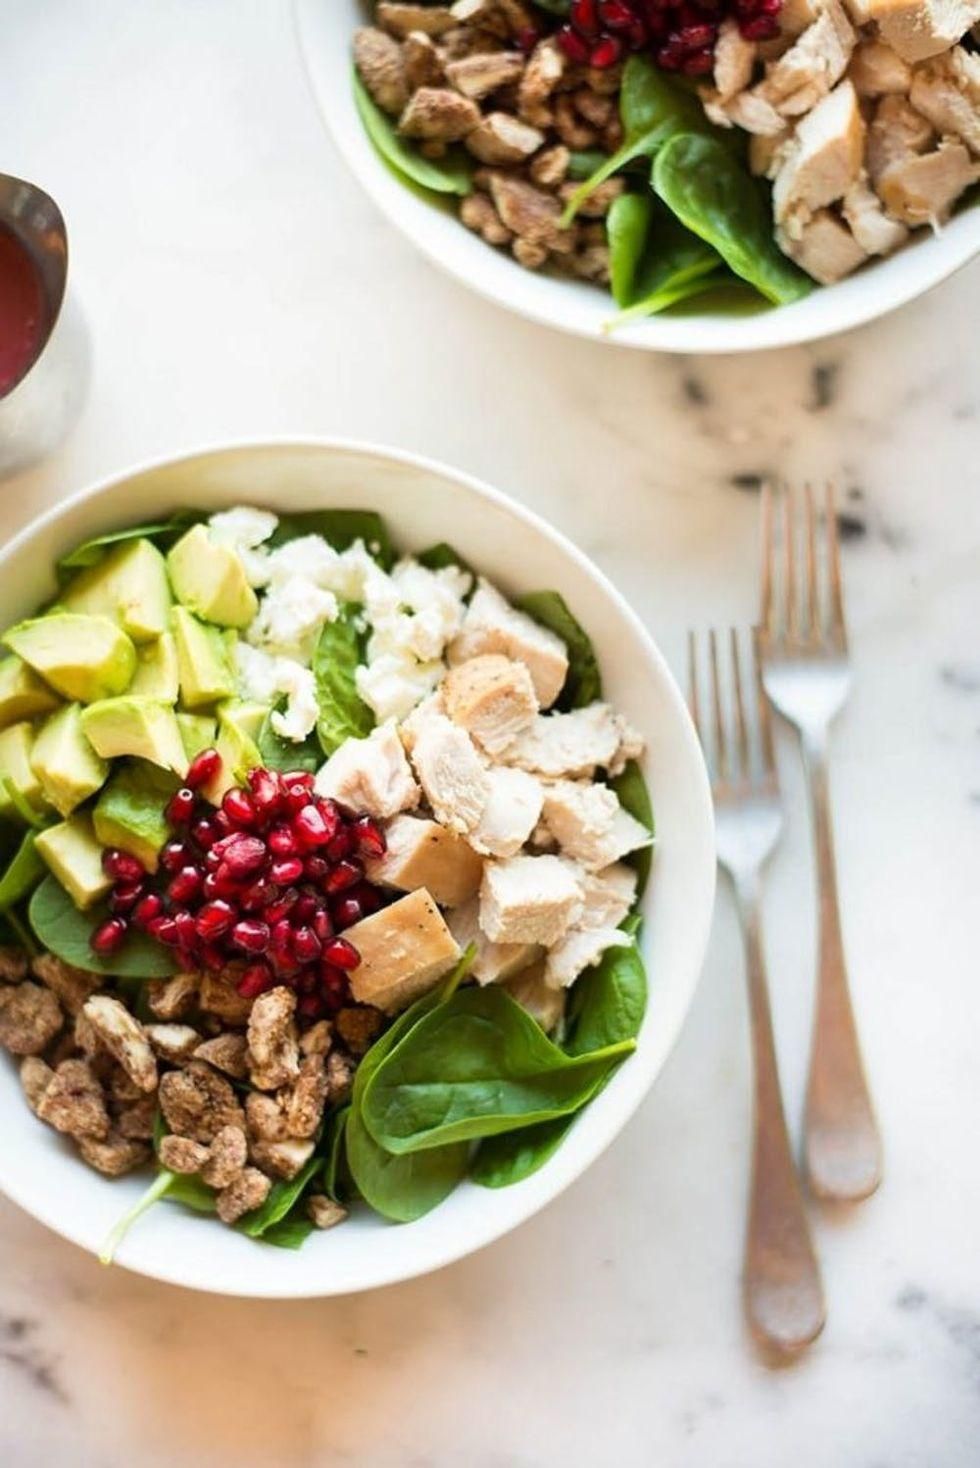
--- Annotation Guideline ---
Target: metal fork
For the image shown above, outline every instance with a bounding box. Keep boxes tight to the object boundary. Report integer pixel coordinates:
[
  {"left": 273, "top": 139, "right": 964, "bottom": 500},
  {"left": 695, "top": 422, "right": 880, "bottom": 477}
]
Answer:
[
  {"left": 760, "top": 484, "right": 882, "bottom": 1202},
  {"left": 689, "top": 628, "right": 825, "bottom": 1356}
]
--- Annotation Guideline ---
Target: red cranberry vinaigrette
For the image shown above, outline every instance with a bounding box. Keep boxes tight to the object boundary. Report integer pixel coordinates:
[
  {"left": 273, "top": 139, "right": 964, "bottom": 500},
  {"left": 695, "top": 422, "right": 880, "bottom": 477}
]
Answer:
[
  {"left": 558, "top": 0, "right": 782, "bottom": 78},
  {"left": 0, "top": 224, "right": 46, "bottom": 397}
]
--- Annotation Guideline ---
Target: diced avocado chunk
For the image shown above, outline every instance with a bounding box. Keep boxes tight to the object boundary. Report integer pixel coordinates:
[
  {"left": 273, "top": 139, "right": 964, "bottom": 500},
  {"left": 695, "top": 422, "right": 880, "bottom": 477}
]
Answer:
[
  {"left": 0, "top": 656, "right": 61, "bottom": 728},
  {"left": 219, "top": 698, "right": 269, "bottom": 742},
  {"left": 201, "top": 708, "right": 261, "bottom": 804},
  {"left": 31, "top": 704, "right": 109, "bottom": 817},
  {"left": 35, "top": 812, "right": 111, "bottom": 910},
  {"left": 171, "top": 607, "right": 237, "bottom": 710},
  {"left": 167, "top": 524, "right": 258, "bottom": 629},
  {"left": 60, "top": 537, "right": 172, "bottom": 643},
  {"left": 0, "top": 721, "right": 49, "bottom": 823},
  {"left": 93, "top": 763, "right": 175, "bottom": 873},
  {"left": 3, "top": 613, "right": 136, "bottom": 703},
  {"left": 80, "top": 697, "right": 188, "bottom": 776},
  {"left": 177, "top": 712, "right": 217, "bottom": 761},
  {"left": 129, "top": 632, "right": 179, "bottom": 702}
]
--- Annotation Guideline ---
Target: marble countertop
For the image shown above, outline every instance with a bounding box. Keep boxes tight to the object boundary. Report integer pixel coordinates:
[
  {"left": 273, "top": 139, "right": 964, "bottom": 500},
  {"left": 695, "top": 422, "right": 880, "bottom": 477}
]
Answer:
[{"left": 1, "top": 3, "right": 978, "bottom": 1464}]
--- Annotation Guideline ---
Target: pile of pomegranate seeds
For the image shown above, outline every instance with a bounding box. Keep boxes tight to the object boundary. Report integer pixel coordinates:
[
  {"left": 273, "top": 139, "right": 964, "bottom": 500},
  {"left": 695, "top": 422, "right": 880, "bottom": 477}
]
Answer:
[
  {"left": 92, "top": 750, "right": 389, "bottom": 1018},
  {"left": 557, "top": 0, "right": 782, "bottom": 79}
]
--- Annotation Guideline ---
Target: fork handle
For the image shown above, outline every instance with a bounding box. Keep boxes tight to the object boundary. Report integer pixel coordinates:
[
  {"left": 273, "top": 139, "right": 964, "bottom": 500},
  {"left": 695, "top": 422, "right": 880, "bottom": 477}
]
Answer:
[
  {"left": 735, "top": 878, "right": 825, "bottom": 1356},
  {"left": 801, "top": 732, "right": 883, "bottom": 1201}
]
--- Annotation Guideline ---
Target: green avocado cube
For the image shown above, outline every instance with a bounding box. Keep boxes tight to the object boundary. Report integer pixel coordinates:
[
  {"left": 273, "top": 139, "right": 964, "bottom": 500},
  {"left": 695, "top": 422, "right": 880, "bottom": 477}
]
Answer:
[
  {"left": 93, "top": 763, "right": 175, "bottom": 874},
  {"left": 219, "top": 698, "right": 269, "bottom": 742},
  {"left": 0, "top": 656, "right": 61, "bottom": 729},
  {"left": 200, "top": 708, "right": 261, "bottom": 804},
  {"left": 35, "top": 812, "right": 112, "bottom": 910},
  {"left": 80, "top": 697, "right": 188, "bottom": 776},
  {"left": 129, "top": 632, "right": 179, "bottom": 702},
  {"left": 31, "top": 704, "right": 109, "bottom": 817},
  {"left": 60, "top": 537, "right": 172, "bottom": 643},
  {"left": 0, "top": 721, "right": 50, "bottom": 823},
  {"left": 177, "top": 712, "right": 217, "bottom": 761},
  {"left": 167, "top": 524, "right": 258, "bottom": 629},
  {"left": 172, "top": 607, "right": 237, "bottom": 709},
  {"left": 3, "top": 613, "right": 137, "bottom": 703}
]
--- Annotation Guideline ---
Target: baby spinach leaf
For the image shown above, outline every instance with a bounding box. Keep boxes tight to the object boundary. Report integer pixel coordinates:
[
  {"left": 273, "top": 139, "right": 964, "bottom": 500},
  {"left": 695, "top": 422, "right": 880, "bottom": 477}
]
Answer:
[
  {"left": 608, "top": 191, "right": 655, "bottom": 308},
  {"left": 610, "top": 760, "right": 655, "bottom": 896},
  {"left": 3, "top": 908, "right": 36, "bottom": 957},
  {"left": 567, "top": 148, "right": 610, "bottom": 180},
  {"left": 57, "top": 510, "right": 202, "bottom": 575},
  {"left": 607, "top": 192, "right": 720, "bottom": 327},
  {"left": 531, "top": 0, "right": 571, "bottom": 13},
  {"left": 470, "top": 1114, "right": 573, "bottom": 1189},
  {"left": 2, "top": 776, "right": 47, "bottom": 829},
  {"left": 564, "top": 920, "right": 647, "bottom": 1057},
  {"left": 99, "top": 1168, "right": 176, "bottom": 1265},
  {"left": 313, "top": 607, "right": 374, "bottom": 757},
  {"left": 417, "top": 542, "right": 476, "bottom": 579},
  {"left": 257, "top": 703, "right": 322, "bottom": 774},
  {"left": 361, "top": 985, "right": 636, "bottom": 1153},
  {"left": 353, "top": 72, "right": 473, "bottom": 199},
  {"left": 516, "top": 591, "right": 601, "bottom": 711},
  {"left": 29, "top": 875, "right": 178, "bottom": 978},
  {"left": 267, "top": 508, "right": 394, "bottom": 568},
  {"left": 653, "top": 133, "right": 812, "bottom": 306},
  {"left": 261, "top": 1217, "right": 316, "bottom": 1249},
  {"left": 0, "top": 830, "right": 45, "bottom": 910},
  {"left": 237, "top": 1156, "right": 322, "bottom": 1238},
  {"left": 322, "top": 1105, "right": 350, "bottom": 1202},
  {"left": 165, "top": 1174, "right": 218, "bottom": 1213}
]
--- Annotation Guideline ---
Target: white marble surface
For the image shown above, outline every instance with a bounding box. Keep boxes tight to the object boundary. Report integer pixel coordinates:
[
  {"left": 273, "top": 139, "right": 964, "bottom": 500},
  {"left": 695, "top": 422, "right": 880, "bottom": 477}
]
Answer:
[{"left": 1, "top": 3, "right": 979, "bottom": 1464}]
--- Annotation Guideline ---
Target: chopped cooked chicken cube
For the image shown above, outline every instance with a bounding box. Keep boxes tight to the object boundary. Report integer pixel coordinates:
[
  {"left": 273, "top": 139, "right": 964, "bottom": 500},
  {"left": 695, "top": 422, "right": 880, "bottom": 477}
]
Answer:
[
  {"left": 480, "top": 854, "right": 583, "bottom": 946},
  {"left": 780, "top": 0, "right": 824, "bottom": 33},
  {"left": 346, "top": 888, "right": 461, "bottom": 1013},
  {"left": 777, "top": 207, "right": 869, "bottom": 282},
  {"left": 448, "top": 579, "right": 569, "bottom": 708},
  {"left": 749, "top": 128, "right": 794, "bottom": 177},
  {"left": 865, "top": 0, "right": 980, "bottom": 63},
  {"left": 545, "top": 926, "right": 632, "bottom": 990},
  {"left": 761, "top": 0, "right": 856, "bottom": 116},
  {"left": 504, "top": 959, "right": 566, "bottom": 1033},
  {"left": 866, "top": 93, "right": 935, "bottom": 182},
  {"left": 842, "top": 179, "right": 910, "bottom": 252},
  {"left": 316, "top": 721, "right": 420, "bottom": 820},
  {"left": 577, "top": 862, "right": 639, "bottom": 930},
  {"left": 501, "top": 702, "right": 627, "bottom": 780},
  {"left": 715, "top": 18, "right": 758, "bottom": 100},
  {"left": 773, "top": 80, "right": 865, "bottom": 226},
  {"left": 849, "top": 38, "right": 913, "bottom": 95},
  {"left": 703, "top": 87, "right": 789, "bottom": 134},
  {"left": 82, "top": 995, "right": 158, "bottom": 1092},
  {"left": 447, "top": 896, "right": 542, "bottom": 985},
  {"left": 910, "top": 46, "right": 980, "bottom": 153},
  {"left": 877, "top": 137, "right": 980, "bottom": 223},
  {"left": 541, "top": 781, "right": 652, "bottom": 871},
  {"left": 443, "top": 653, "right": 538, "bottom": 756},
  {"left": 468, "top": 767, "right": 543, "bottom": 859},
  {"left": 399, "top": 689, "right": 446, "bottom": 755},
  {"left": 366, "top": 812, "right": 484, "bottom": 905},
  {"left": 410, "top": 713, "right": 490, "bottom": 833}
]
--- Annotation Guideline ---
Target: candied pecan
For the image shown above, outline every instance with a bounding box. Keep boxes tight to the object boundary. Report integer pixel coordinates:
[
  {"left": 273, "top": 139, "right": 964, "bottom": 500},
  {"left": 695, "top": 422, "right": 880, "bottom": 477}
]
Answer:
[
  {"left": 325, "top": 1050, "right": 355, "bottom": 1107},
  {"left": 194, "top": 1032, "right": 249, "bottom": 1080},
  {"left": 284, "top": 1055, "right": 328, "bottom": 1139},
  {"left": 30, "top": 953, "right": 99, "bottom": 1014},
  {"left": 158, "top": 1134, "right": 209, "bottom": 1174},
  {"left": 334, "top": 1007, "right": 384, "bottom": 1058},
  {"left": 247, "top": 987, "right": 300, "bottom": 1092},
  {"left": 245, "top": 1089, "right": 287, "bottom": 1142},
  {"left": 299, "top": 1019, "right": 333, "bottom": 1058},
  {"left": 378, "top": 2, "right": 456, "bottom": 38},
  {"left": 513, "top": 237, "right": 549, "bottom": 269},
  {"left": 0, "top": 982, "right": 62, "bottom": 1056},
  {"left": 250, "top": 1136, "right": 315, "bottom": 1181},
  {"left": 461, "top": 191, "right": 513, "bottom": 245},
  {"left": 216, "top": 1167, "right": 271, "bottom": 1225},
  {"left": 106, "top": 1063, "right": 143, "bottom": 1104},
  {"left": 0, "top": 947, "right": 28, "bottom": 983},
  {"left": 573, "top": 88, "right": 614, "bottom": 129},
  {"left": 159, "top": 1061, "right": 244, "bottom": 1143},
  {"left": 19, "top": 1055, "right": 53, "bottom": 1114},
  {"left": 529, "top": 143, "right": 569, "bottom": 189},
  {"left": 487, "top": 173, "right": 575, "bottom": 252},
  {"left": 445, "top": 50, "right": 524, "bottom": 100},
  {"left": 559, "top": 176, "right": 622, "bottom": 217},
  {"left": 518, "top": 38, "right": 565, "bottom": 127},
  {"left": 448, "top": 0, "right": 509, "bottom": 39},
  {"left": 353, "top": 26, "right": 409, "bottom": 116},
  {"left": 37, "top": 1059, "right": 109, "bottom": 1140},
  {"left": 404, "top": 31, "right": 444, "bottom": 90},
  {"left": 198, "top": 972, "right": 252, "bottom": 1026},
  {"left": 78, "top": 1132, "right": 150, "bottom": 1176},
  {"left": 400, "top": 86, "right": 481, "bottom": 142},
  {"left": 115, "top": 1093, "right": 158, "bottom": 1142},
  {"left": 553, "top": 94, "right": 597, "bottom": 149},
  {"left": 307, "top": 1195, "right": 348, "bottom": 1230},
  {"left": 566, "top": 243, "right": 611, "bottom": 283},
  {"left": 466, "top": 113, "right": 544, "bottom": 165},
  {"left": 201, "top": 1124, "right": 248, "bottom": 1189},
  {"left": 145, "top": 1023, "right": 201, "bottom": 1063},
  {"left": 147, "top": 971, "right": 199, "bottom": 1022},
  {"left": 83, "top": 995, "right": 158, "bottom": 1093}
]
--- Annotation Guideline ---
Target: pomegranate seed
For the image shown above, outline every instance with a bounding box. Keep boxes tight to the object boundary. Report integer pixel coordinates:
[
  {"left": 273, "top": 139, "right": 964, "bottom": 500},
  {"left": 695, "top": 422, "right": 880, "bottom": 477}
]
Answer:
[
  {"left": 600, "top": 0, "right": 635, "bottom": 25},
  {"left": 201, "top": 943, "right": 227, "bottom": 972},
  {"left": 167, "top": 866, "right": 202, "bottom": 904},
  {"left": 740, "top": 12, "right": 779, "bottom": 34},
  {"left": 590, "top": 34, "right": 622, "bottom": 64},
  {"left": 222, "top": 787, "right": 258, "bottom": 828},
  {"left": 264, "top": 889, "right": 299, "bottom": 924},
  {"left": 160, "top": 839, "right": 191, "bottom": 873},
  {"left": 293, "top": 892, "right": 320, "bottom": 924},
  {"left": 326, "top": 828, "right": 353, "bottom": 861},
  {"left": 102, "top": 848, "right": 145, "bottom": 883},
  {"left": 324, "top": 859, "right": 362, "bottom": 895},
  {"left": 247, "top": 767, "right": 282, "bottom": 815},
  {"left": 296, "top": 968, "right": 318, "bottom": 995},
  {"left": 332, "top": 896, "right": 364, "bottom": 929},
  {"left": 269, "top": 856, "right": 304, "bottom": 885},
  {"left": 185, "top": 747, "right": 221, "bottom": 790},
  {"left": 320, "top": 962, "right": 347, "bottom": 992},
  {"left": 91, "top": 917, "right": 128, "bottom": 955},
  {"left": 231, "top": 918, "right": 271, "bottom": 954},
  {"left": 192, "top": 816, "right": 221, "bottom": 851},
  {"left": 174, "top": 910, "right": 198, "bottom": 948},
  {"left": 293, "top": 803, "right": 330, "bottom": 848},
  {"left": 313, "top": 909, "right": 334, "bottom": 943},
  {"left": 202, "top": 871, "right": 224, "bottom": 900},
  {"left": 148, "top": 915, "right": 180, "bottom": 946},
  {"left": 237, "top": 962, "right": 274, "bottom": 998},
  {"left": 322, "top": 936, "right": 360, "bottom": 972},
  {"left": 682, "top": 45, "right": 715, "bottom": 71},
  {"left": 268, "top": 825, "right": 298, "bottom": 855},
  {"left": 303, "top": 855, "right": 330, "bottom": 883},
  {"left": 350, "top": 881, "right": 383, "bottom": 916},
  {"left": 221, "top": 835, "right": 267, "bottom": 878},
  {"left": 166, "top": 788, "right": 196, "bottom": 825},
  {"left": 298, "top": 993, "right": 323, "bottom": 1018},
  {"left": 283, "top": 774, "right": 315, "bottom": 811},
  {"left": 212, "top": 864, "right": 243, "bottom": 898},
  {"left": 269, "top": 949, "right": 300, "bottom": 980},
  {"left": 133, "top": 893, "right": 163, "bottom": 928},
  {"left": 674, "top": 21, "right": 715, "bottom": 47},
  {"left": 108, "top": 881, "right": 144, "bottom": 915},
  {"left": 571, "top": 0, "right": 600, "bottom": 33},
  {"left": 195, "top": 900, "right": 235, "bottom": 940},
  {"left": 515, "top": 24, "right": 538, "bottom": 50},
  {"left": 353, "top": 815, "right": 386, "bottom": 860},
  {"left": 293, "top": 926, "right": 322, "bottom": 964},
  {"left": 240, "top": 878, "right": 273, "bottom": 912},
  {"left": 271, "top": 918, "right": 294, "bottom": 952}
]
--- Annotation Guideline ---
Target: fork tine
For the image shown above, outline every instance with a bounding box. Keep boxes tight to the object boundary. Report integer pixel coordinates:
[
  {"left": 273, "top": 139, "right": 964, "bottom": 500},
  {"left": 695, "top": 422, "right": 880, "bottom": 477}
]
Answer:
[
  {"left": 730, "top": 627, "right": 749, "bottom": 780},
  {"left": 752, "top": 626, "right": 777, "bottom": 778},
  {"left": 825, "top": 482, "right": 848, "bottom": 650},
  {"left": 783, "top": 485, "right": 798, "bottom": 640},
  {"left": 804, "top": 482, "right": 819, "bottom": 639},
  {"left": 760, "top": 482, "right": 775, "bottom": 635},
  {"left": 709, "top": 628, "right": 728, "bottom": 781},
  {"left": 687, "top": 630, "right": 703, "bottom": 747}
]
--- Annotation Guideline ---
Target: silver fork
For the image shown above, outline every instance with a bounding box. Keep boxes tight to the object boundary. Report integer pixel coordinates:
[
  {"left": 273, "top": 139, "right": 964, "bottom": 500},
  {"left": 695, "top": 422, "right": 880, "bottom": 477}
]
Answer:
[
  {"left": 760, "top": 484, "right": 883, "bottom": 1203},
  {"left": 689, "top": 627, "right": 825, "bottom": 1356}
]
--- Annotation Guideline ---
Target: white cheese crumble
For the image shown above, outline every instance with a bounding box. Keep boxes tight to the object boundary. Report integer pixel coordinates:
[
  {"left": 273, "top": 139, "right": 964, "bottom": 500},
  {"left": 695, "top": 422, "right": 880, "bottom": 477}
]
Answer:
[
  {"left": 234, "top": 643, "right": 319, "bottom": 742},
  {"left": 246, "top": 578, "right": 339, "bottom": 663},
  {"left": 208, "top": 507, "right": 278, "bottom": 588}
]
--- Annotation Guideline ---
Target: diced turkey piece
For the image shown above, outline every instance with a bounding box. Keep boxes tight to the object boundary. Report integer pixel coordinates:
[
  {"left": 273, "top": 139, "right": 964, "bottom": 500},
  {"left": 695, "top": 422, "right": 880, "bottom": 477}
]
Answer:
[
  {"left": 864, "top": 0, "right": 980, "bottom": 62},
  {"left": 773, "top": 80, "right": 865, "bottom": 227},
  {"left": 466, "top": 114, "right": 546, "bottom": 165},
  {"left": 715, "top": 19, "right": 758, "bottom": 100},
  {"left": 410, "top": 713, "right": 490, "bottom": 834},
  {"left": 346, "top": 888, "right": 461, "bottom": 1013},
  {"left": 779, "top": 0, "right": 824, "bottom": 34},
  {"left": 445, "top": 50, "right": 525, "bottom": 99},
  {"left": 446, "top": 896, "right": 542, "bottom": 985},
  {"left": 702, "top": 88, "right": 788, "bottom": 135},
  {"left": 480, "top": 854, "right": 583, "bottom": 947},
  {"left": 353, "top": 27, "right": 409, "bottom": 116},
  {"left": 545, "top": 926, "right": 632, "bottom": 990},
  {"left": 849, "top": 38, "right": 913, "bottom": 95},
  {"left": 399, "top": 689, "right": 446, "bottom": 755},
  {"left": 315, "top": 721, "right": 420, "bottom": 820},
  {"left": 577, "top": 862, "right": 639, "bottom": 930},
  {"left": 365, "top": 812, "right": 484, "bottom": 906},
  {"left": 877, "top": 138, "right": 980, "bottom": 223},
  {"left": 504, "top": 959, "right": 566, "bottom": 1034},
  {"left": 776, "top": 208, "right": 869, "bottom": 282},
  {"left": 501, "top": 703, "right": 626, "bottom": 780},
  {"left": 468, "top": 767, "right": 544, "bottom": 859},
  {"left": 399, "top": 87, "right": 481, "bottom": 143},
  {"left": 749, "top": 129, "right": 793, "bottom": 177},
  {"left": 448, "top": 580, "right": 569, "bottom": 708},
  {"left": 541, "top": 780, "right": 652, "bottom": 871},
  {"left": 910, "top": 46, "right": 980, "bottom": 154},
  {"left": 842, "top": 179, "right": 910, "bottom": 253},
  {"left": 866, "top": 93, "right": 935, "bottom": 182},
  {"left": 377, "top": 3, "right": 457, "bottom": 37},
  {"left": 760, "top": 0, "right": 856, "bottom": 116},
  {"left": 443, "top": 654, "right": 538, "bottom": 757}
]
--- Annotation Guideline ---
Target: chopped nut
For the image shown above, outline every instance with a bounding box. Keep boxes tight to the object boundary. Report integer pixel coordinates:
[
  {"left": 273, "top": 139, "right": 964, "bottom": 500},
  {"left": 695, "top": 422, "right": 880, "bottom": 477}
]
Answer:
[
  {"left": 404, "top": 31, "right": 445, "bottom": 90},
  {"left": 450, "top": 0, "right": 510, "bottom": 37},
  {"left": 518, "top": 38, "right": 565, "bottom": 127},
  {"left": 245, "top": 1089, "right": 287, "bottom": 1142},
  {"left": 554, "top": 94, "right": 598, "bottom": 149},
  {"left": 250, "top": 1136, "right": 315, "bottom": 1181},
  {"left": 216, "top": 1167, "right": 271, "bottom": 1225},
  {"left": 299, "top": 1019, "right": 333, "bottom": 1058},
  {"left": 73, "top": 1008, "right": 99, "bottom": 1056},
  {"left": 353, "top": 26, "right": 409, "bottom": 116},
  {"left": 445, "top": 50, "right": 524, "bottom": 99},
  {"left": 198, "top": 971, "right": 252, "bottom": 1026},
  {"left": 461, "top": 191, "right": 513, "bottom": 245},
  {"left": 115, "top": 1094, "right": 158, "bottom": 1141},
  {"left": 159, "top": 1060, "right": 245, "bottom": 1143},
  {"left": 145, "top": 1023, "right": 201, "bottom": 1063},
  {"left": 201, "top": 1124, "right": 248, "bottom": 1189},
  {"left": 307, "top": 1194, "right": 348, "bottom": 1230},
  {"left": 399, "top": 86, "right": 481, "bottom": 142},
  {"left": 106, "top": 1063, "right": 143, "bottom": 1104},
  {"left": 158, "top": 1134, "right": 209, "bottom": 1174},
  {"left": 513, "top": 237, "right": 549, "bottom": 269},
  {"left": 83, "top": 995, "right": 158, "bottom": 1093},
  {"left": 325, "top": 1049, "right": 355, "bottom": 1107},
  {"left": 194, "top": 1032, "right": 249, "bottom": 1079},
  {"left": 30, "top": 952, "right": 99, "bottom": 1014},
  {"left": 0, "top": 981, "right": 62, "bottom": 1056},
  {"left": 466, "top": 112, "right": 545, "bottom": 164},
  {"left": 584, "top": 64, "right": 623, "bottom": 96},
  {"left": 488, "top": 173, "right": 575, "bottom": 252},
  {"left": 334, "top": 1007, "right": 385, "bottom": 1058},
  {"left": 247, "top": 986, "right": 300, "bottom": 1092},
  {"left": 284, "top": 1054, "right": 328, "bottom": 1139},
  {"left": 574, "top": 88, "right": 614, "bottom": 128},
  {"left": 558, "top": 176, "right": 622, "bottom": 217},
  {"left": 379, "top": 2, "right": 457, "bottom": 37},
  {"left": 565, "top": 243, "right": 611, "bottom": 283},
  {"left": 529, "top": 143, "right": 569, "bottom": 189},
  {"left": 147, "top": 971, "right": 199, "bottom": 1021},
  {"left": 19, "top": 1055, "right": 53, "bottom": 1114},
  {"left": 0, "top": 947, "right": 28, "bottom": 983},
  {"left": 78, "top": 1132, "right": 151, "bottom": 1176},
  {"left": 37, "top": 1058, "right": 109, "bottom": 1140}
]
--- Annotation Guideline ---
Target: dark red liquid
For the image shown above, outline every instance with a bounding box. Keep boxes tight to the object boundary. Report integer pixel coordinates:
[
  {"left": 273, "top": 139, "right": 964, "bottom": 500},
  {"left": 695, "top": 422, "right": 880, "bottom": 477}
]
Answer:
[{"left": 0, "top": 224, "right": 45, "bottom": 397}]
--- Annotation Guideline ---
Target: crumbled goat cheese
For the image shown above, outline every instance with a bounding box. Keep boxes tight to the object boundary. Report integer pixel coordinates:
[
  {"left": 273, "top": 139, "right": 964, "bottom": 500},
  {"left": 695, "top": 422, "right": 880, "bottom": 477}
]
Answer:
[
  {"left": 356, "top": 653, "right": 444, "bottom": 724},
  {"left": 246, "top": 577, "right": 339, "bottom": 663},
  {"left": 235, "top": 643, "right": 318, "bottom": 742},
  {"left": 208, "top": 507, "right": 278, "bottom": 588}
]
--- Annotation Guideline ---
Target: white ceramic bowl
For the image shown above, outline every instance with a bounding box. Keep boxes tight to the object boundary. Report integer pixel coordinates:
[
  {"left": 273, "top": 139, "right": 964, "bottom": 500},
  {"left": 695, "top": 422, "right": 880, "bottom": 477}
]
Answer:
[
  {"left": 0, "top": 439, "right": 715, "bottom": 1296},
  {"left": 295, "top": 0, "right": 980, "bottom": 353}
]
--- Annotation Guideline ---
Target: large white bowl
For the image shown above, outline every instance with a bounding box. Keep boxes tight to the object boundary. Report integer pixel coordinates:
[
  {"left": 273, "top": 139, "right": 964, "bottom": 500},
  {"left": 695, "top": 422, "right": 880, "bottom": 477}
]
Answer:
[
  {"left": 0, "top": 440, "right": 715, "bottom": 1296},
  {"left": 296, "top": 0, "right": 980, "bottom": 353}
]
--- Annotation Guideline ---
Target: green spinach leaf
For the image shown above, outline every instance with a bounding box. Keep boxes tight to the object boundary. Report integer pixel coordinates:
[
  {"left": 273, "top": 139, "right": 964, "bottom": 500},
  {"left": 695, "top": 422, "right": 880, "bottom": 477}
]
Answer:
[
  {"left": 470, "top": 1114, "right": 573, "bottom": 1189},
  {"left": 416, "top": 542, "right": 476, "bottom": 579},
  {"left": 0, "top": 830, "right": 45, "bottom": 909},
  {"left": 322, "top": 1105, "right": 350, "bottom": 1202},
  {"left": 653, "top": 133, "right": 811, "bottom": 306},
  {"left": 608, "top": 191, "right": 656, "bottom": 308},
  {"left": 313, "top": 607, "right": 374, "bottom": 757},
  {"left": 99, "top": 1168, "right": 176, "bottom": 1265},
  {"left": 564, "top": 919, "right": 646, "bottom": 1057},
  {"left": 567, "top": 148, "right": 610, "bottom": 180},
  {"left": 607, "top": 192, "right": 720, "bottom": 327},
  {"left": 267, "top": 507, "right": 394, "bottom": 568},
  {"left": 2, "top": 776, "right": 47, "bottom": 828},
  {"left": 610, "top": 759, "right": 655, "bottom": 896},
  {"left": 29, "top": 875, "right": 178, "bottom": 978},
  {"left": 57, "top": 510, "right": 201, "bottom": 575},
  {"left": 237, "top": 1156, "right": 322, "bottom": 1238},
  {"left": 516, "top": 590, "right": 601, "bottom": 710},
  {"left": 257, "top": 703, "right": 322, "bottom": 774},
  {"left": 353, "top": 72, "right": 473, "bottom": 199},
  {"left": 261, "top": 1218, "right": 316, "bottom": 1249}
]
